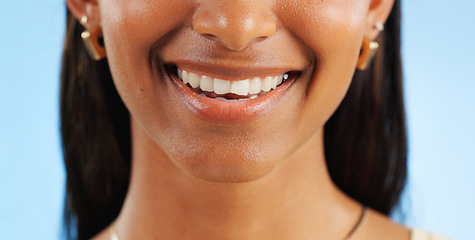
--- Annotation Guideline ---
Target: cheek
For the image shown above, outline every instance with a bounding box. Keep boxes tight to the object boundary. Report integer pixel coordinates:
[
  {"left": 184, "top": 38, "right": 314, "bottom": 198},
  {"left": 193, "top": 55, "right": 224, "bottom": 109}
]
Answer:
[
  {"left": 278, "top": 0, "right": 368, "bottom": 128},
  {"left": 280, "top": 0, "right": 368, "bottom": 59},
  {"left": 100, "top": 0, "right": 192, "bottom": 53},
  {"left": 98, "top": 0, "right": 192, "bottom": 108}
]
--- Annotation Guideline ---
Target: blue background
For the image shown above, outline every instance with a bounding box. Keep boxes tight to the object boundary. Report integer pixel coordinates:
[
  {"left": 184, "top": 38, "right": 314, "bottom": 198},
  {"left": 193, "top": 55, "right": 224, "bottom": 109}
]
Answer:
[{"left": 1, "top": 0, "right": 474, "bottom": 239}]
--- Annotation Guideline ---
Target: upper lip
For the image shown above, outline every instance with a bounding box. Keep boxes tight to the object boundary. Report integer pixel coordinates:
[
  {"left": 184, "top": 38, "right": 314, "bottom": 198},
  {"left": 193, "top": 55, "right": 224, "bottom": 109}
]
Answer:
[{"left": 166, "top": 59, "right": 302, "bottom": 80}]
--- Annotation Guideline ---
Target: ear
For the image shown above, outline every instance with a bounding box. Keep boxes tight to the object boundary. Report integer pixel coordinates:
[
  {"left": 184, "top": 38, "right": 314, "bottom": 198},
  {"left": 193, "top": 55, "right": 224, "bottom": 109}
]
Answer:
[
  {"left": 66, "top": 0, "right": 101, "bottom": 29},
  {"left": 365, "top": 0, "right": 395, "bottom": 39}
]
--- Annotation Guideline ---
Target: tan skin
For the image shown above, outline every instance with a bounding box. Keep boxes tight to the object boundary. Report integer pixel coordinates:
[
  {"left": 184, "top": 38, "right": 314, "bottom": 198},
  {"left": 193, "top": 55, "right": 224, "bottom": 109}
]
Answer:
[{"left": 67, "top": 0, "right": 411, "bottom": 239}]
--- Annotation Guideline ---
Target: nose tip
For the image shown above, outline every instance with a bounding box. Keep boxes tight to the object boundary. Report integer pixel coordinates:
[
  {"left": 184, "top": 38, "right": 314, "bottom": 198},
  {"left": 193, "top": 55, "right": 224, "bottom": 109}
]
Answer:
[{"left": 193, "top": 2, "right": 276, "bottom": 51}]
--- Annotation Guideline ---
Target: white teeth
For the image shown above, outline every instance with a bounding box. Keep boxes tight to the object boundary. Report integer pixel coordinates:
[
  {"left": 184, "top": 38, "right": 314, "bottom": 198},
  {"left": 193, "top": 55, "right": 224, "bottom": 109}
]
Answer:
[
  {"left": 231, "top": 79, "right": 249, "bottom": 96},
  {"left": 188, "top": 72, "right": 200, "bottom": 88},
  {"left": 283, "top": 73, "right": 289, "bottom": 80},
  {"left": 200, "top": 76, "right": 214, "bottom": 92},
  {"left": 271, "top": 76, "right": 278, "bottom": 90},
  {"left": 182, "top": 70, "right": 189, "bottom": 84},
  {"left": 249, "top": 77, "right": 261, "bottom": 95},
  {"left": 215, "top": 97, "right": 246, "bottom": 102},
  {"left": 261, "top": 76, "right": 273, "bottom": 92},
  {"left": 214, "top": 78, "right": 231, "bottom": 94},
  {"left": 277, "top": 75, "right": 283, "bottom": 86},
  {"left": 176, "top": 67, "right": 290, "bottom": 98}
]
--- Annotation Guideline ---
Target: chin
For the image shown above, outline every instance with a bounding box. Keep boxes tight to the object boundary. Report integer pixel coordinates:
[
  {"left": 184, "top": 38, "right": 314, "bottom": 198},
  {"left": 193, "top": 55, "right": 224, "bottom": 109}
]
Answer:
[{"left": 168, "top": 146, "right": 281, "bottom": 183}]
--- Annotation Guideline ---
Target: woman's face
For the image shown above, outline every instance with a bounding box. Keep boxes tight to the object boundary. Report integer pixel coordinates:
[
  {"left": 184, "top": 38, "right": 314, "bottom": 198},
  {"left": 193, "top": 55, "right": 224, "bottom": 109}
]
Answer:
[{"left": 82, "top": 0, "right": 386, "bottom": 182}]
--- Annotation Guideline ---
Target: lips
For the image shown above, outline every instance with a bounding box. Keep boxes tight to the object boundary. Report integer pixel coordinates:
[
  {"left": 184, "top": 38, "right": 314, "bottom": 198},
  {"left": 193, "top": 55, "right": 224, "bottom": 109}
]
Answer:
[{"left": 165, "top": 64, "right": 300, "bottom": 124}]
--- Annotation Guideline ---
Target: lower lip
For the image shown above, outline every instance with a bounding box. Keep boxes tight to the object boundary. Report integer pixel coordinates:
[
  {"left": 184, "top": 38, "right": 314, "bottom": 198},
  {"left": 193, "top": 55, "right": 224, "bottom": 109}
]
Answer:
[{"left": 168, "top": 69, "right": 296, "bottom": 124}]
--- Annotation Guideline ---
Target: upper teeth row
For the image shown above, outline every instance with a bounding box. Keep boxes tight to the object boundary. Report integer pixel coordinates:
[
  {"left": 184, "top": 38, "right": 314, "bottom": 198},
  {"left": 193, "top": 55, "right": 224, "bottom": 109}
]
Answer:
[{"left": 177, "top": 68, "right": 288, "bottom": 96}]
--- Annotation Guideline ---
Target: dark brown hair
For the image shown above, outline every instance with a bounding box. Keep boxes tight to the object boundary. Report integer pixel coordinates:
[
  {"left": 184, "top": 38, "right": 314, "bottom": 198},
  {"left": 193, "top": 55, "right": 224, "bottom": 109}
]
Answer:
[{"left": 61, "top": 1, "right": 406, "bottom": 239}]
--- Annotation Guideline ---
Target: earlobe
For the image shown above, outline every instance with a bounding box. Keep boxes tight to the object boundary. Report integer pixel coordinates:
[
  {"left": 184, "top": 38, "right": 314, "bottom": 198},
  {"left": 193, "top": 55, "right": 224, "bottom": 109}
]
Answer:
[
  {"left": 356, "top": 0, "right": 393, "bottom": 70},
  {"left": 365, "top": 0, "right": 395, "bottom": 39},
  {"left": 66, "top": 0, "right": 106, "bottom": 60},
  {"left": 66, "top": 0, "right": 101, "bottom": 29},
  {"left": 66, "top": 0, "right": 87, "bottom": 23}
]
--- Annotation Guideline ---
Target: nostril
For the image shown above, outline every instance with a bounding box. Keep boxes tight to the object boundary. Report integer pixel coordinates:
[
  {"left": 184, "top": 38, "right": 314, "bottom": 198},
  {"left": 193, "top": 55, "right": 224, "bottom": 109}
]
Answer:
[{"left": 200, "top": 33, "right": 220, "bottom": 42}]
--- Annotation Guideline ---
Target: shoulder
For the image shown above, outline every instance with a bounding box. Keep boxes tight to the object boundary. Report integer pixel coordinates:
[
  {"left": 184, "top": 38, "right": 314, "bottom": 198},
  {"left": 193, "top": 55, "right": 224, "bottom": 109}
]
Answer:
[
  {"left": 411, "top": 229, "right": 452, "bottom": 240},
  {"left": 352, "top": 209, "right": 411, "bottom": 240},
  {"left": 358, "top": 209, "right": 452, "bottom": 240}
]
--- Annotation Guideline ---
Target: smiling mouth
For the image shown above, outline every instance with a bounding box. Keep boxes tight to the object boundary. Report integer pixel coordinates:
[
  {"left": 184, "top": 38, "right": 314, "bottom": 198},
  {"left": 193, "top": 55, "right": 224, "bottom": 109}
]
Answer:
[
  {"left": 164, "top": 63, "right": 301, "bottom": 124},
  {"left": 169, "top": 65, "right": 299, "bottom": 102}
]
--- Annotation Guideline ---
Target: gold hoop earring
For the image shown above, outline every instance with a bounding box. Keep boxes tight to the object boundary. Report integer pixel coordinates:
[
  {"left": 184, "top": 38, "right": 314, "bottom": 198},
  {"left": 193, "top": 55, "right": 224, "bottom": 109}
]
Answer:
[
  {"left": 80, "top": 15, "right": 106, "bottom": 60},
  {"left": 356, "top": 37, "right": 379, "bottom": 71}
]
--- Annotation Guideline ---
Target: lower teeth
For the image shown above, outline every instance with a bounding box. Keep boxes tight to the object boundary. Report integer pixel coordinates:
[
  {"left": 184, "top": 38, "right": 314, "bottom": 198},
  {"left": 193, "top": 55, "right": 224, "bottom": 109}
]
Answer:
[
  {"left": 194, "top": 89, "right": 264, "bottom": 102},
  {"left": 214, "top": 95, "right": 259, "bottom": 102}
]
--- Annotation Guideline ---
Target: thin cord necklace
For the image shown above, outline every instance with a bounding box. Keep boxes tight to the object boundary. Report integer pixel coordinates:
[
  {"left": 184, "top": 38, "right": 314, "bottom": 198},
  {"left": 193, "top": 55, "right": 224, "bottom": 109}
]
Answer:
[
  {"left": 110, "top": 206, "right": 367, "bottom": 240},
  {"left": 345, "top": 206, "right": 367, "bottom": 239}
]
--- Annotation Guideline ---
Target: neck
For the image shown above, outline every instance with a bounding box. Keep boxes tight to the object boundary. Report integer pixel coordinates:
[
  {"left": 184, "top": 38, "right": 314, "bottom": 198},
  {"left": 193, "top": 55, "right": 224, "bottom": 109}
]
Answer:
[{"left": 115, "top": 119, "right": 362, "bottom": 240}]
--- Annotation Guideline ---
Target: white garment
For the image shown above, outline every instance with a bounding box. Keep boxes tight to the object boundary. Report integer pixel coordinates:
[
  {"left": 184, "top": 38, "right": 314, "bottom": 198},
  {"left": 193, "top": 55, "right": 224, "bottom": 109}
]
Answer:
[{"left": 411, "top": 229, "right": 452, "bottom": 240}]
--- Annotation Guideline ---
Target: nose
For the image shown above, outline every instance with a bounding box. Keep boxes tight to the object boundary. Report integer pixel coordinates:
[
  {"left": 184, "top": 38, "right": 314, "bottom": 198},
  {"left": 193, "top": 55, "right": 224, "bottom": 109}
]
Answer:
[{"left": 193, "top": 0, "right": 277, "bottom": 51}]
